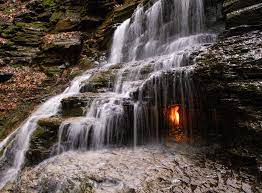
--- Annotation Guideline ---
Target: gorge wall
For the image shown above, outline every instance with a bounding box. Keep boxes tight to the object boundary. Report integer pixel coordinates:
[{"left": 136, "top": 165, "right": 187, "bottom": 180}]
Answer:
[
  {"left": 0, "top": 0, "right": 141, "bottom": 139},
  {"left": 0, "top": 0, "right": 261, "bottom": 191},
  {"left": 194, "top": 0, "right": 262, "bottom": 164}
]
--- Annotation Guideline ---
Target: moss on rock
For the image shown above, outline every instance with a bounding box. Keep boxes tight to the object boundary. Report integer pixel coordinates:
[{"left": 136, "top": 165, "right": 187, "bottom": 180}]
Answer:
[
  {"left": 80, "top": 69, "right": 117, "bottom": 93},
  {"left": 38, "top": 116, "right": 63, "bottom": 128}
]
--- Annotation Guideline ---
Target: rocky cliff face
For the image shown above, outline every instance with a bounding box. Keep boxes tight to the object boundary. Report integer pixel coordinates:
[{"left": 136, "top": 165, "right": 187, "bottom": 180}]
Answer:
[
  {"left": 0, "top": 0, "right": 141, "bottom": 139},
  {"left": 0, "top": 0, "right": 261, "bottom": 192},
  {"left": 224, "top": 0, "right": 262, "bottom": 28},
  {"left": 21, "top": 0, "right": 261, "bottom": 160},
  {"left": 0, "top": 0, "right": 261, "bottom": 163},
  {"left": 193, "top": 0, "right": 262, "bottom": 173}
]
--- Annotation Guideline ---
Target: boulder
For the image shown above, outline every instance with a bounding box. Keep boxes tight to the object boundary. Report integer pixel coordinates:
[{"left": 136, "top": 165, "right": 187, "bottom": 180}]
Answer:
[{"left": 26, "top": 116, "right": 63, "bottom": 166}]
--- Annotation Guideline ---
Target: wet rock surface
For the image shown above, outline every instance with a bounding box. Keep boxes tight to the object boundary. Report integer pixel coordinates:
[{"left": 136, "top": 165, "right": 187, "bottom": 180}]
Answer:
[
  {"left": 194, "top": 29, "right": 262, "bottom": 168},
  {"left": 9, "top": 145, "right": 262, "bottom": 193},
  {"left": 223, "top": 0, "right": 262, "bottom": 28},
  {"left": 26, "top": 116, "right": 74, "bottom": 166},
  {"left": 0, "top": 0, "right": 261, "bottom": 192},
  {"left": 61, "top": 93, "right": 99, "bottom": 117},
  {"left": 0, "top": 0, "right": 130, "bottom": 139}
]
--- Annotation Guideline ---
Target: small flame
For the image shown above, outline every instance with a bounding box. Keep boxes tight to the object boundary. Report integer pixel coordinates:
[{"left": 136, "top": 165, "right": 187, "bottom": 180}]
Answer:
[
  {"left": 170, "top": 106, "right": 180, "bottom": 126},
  {"left": 164, "top": 105, "right": 189, "bottom": 143}
]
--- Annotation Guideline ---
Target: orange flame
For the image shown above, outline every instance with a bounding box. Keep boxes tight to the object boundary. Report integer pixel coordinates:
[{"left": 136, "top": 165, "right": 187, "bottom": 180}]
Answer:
[
  {"left": 165, "top": 105, "right": 189, "bottom": 143},
  {"left": 170, "top": 106, "right": 180, "bottom": 126}
]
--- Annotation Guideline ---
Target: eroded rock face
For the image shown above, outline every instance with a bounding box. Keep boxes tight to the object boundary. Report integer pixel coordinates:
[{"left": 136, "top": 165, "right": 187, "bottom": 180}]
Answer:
[
  {"left": 94, "top": 0, "right": 143, "bottom": 50},
  {"left": 61, "top": 93, "right": 98, "bottom": 117},
  {"left": 11, "top": 146, "right": 262, "bottom": 193},
  {"left": 194, "top": 30, "right": 262, "bottom": 162},
  {"left": 224, "top": 0, "right": 262, "bottom": 28},
  {"left": 26, "top": 116, "right": 63, "bottom": 166},
  {"left": 0, "top": 0, "right": 129, "bottom": 140},
  {"left": 0, "top": 0, "right": 119, "bottom": 68},
  {"left": 35, "top": 32, "right": 82, "bottom": 67}
]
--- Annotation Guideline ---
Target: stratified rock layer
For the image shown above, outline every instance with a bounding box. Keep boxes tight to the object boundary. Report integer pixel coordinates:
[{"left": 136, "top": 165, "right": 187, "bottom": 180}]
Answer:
[
  {"left": 224, "top": 0, "right": 262, "bottom": 28},
  {"left": 194, "top": 29, "right": 262, "bottom": 163}
]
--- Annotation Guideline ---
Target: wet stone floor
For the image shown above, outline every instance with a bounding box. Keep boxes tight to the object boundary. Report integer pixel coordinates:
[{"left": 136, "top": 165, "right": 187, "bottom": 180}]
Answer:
[{"left": 3, "top": 144, "right": 262, "bottom": 193}]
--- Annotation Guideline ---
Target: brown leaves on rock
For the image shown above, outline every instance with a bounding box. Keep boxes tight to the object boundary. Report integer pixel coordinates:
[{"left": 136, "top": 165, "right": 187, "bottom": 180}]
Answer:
[
  {"left": 0, "top": 66, "right": 46, "bottom": 112},
  {"left": 42, "top": 32, "right": 81, "bottom": 46},
  {"left": 0, "top": 1, "right": 29, "bottom": 23}
]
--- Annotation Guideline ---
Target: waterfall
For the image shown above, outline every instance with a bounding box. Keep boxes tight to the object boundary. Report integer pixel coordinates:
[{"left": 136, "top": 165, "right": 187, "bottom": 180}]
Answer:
[
  {"left": 57, "top": 0, "right": 215, "bottom": 152},
  {"left": 109, "top": 19, "right": 131, "bottom": 64},
  {"left": 0, "top": 0, "right": 216, "bottom": 188},
  {"left": 109, "top": 0, "right": 207, "bottom": 64},
  {"left": 0, "top": 74, "right": 91, "bottom": 188}
]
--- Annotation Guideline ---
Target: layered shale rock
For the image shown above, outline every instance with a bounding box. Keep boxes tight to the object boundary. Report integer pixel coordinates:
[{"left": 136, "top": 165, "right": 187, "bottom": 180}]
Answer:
[
  {"left": 0, "top": 0, "right": 114, "bottom": 67},
  {"left": 0, "top": 0, "right": 140, "bottom": 140},
  {"left": 193, "top": 21, "right": 262, "bottom": 171},
  {"left": 0, "top": 0, "right": 262, "bottom": 191},
  {"left": 224, "top": 0, "right": 262, "bottom": 28}
]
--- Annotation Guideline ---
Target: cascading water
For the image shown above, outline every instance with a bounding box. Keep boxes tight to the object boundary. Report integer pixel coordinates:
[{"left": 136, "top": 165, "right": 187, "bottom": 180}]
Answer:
[
  {"left": 109, "top": 0, "right": 208, "bottom": 64},
  {"left": 0, "top": 0, "right": 217, "bottom": 188},
  {"left": 57, "top": 0, "right": 216, "bottom": 152},
  {"left": 0, "top": 74, "right": 91, "bottom": 188}
]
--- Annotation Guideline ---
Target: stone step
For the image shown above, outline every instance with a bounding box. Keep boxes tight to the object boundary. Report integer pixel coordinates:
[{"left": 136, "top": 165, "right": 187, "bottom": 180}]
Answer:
[
  {"left": 79, "top": 62, "right": 155, "bottom": 94},
  {"left": 79, "top": 67, "right": 118, "bottom": 93},
  {"left": 38, "top": 116, "right": 64, "bottom": 129},
  {"left": 27, "top": 116, "right": 88, "bottom": 165},
  {"left": 61, "top": 92, "right": 99, "bottom": 117}
]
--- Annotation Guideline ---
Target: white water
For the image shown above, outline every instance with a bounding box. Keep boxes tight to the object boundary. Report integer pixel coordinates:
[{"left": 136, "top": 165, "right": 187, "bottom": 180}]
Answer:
[
  {"left": 0, "top": 0, "right": 217, "bottom": 188},
  {"left": 109, "top": 0, "right": 207, "bottom": 64},
  {"left": 57, "top": 0, "right": 216, "bottom": 152},
  {"left": 109, "top": 19, "right": 131, "bottom": 64},
  {"left": 0, "top": 73, "right": 91, "bottom": 188}
]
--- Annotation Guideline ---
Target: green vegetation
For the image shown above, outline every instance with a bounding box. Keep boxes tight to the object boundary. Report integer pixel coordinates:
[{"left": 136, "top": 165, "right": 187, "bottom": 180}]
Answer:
[
  {"left": 42, "top": 0, "right": 57, "bottom": 11},
  {"left": 15, "top": 22, "right": 47, "bottom": 29},
  {"left": 50, "top": 11, "right": 63, "bottom": 23}
]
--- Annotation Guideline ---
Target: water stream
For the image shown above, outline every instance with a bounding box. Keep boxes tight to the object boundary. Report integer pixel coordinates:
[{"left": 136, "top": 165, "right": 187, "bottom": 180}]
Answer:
[
  {"left": 0, "top": 74, "right": 91, "bottom": 188},
  {"left": 56, "top": 0, "right": 215, "bottom": 152},
  {"left": 0, "top": 0, "right": 217, "bottom": 188}
]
